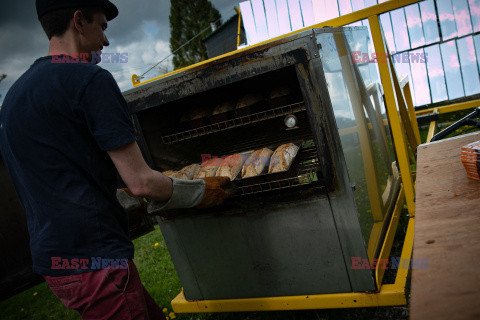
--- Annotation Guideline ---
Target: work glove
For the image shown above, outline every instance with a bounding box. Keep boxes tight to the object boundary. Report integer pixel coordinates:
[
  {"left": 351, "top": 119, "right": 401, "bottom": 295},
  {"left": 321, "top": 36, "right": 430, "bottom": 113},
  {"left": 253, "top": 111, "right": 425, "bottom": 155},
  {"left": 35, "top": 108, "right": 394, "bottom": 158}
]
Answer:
[
  {"left": 147, "top": 176, "right": 232, "bottom": 214},
  {"left": 116, "top": 177, "right": 232, "bottom": 215},
  {"left": 116, "top": 188, "right": 148, "bottom": 214}
]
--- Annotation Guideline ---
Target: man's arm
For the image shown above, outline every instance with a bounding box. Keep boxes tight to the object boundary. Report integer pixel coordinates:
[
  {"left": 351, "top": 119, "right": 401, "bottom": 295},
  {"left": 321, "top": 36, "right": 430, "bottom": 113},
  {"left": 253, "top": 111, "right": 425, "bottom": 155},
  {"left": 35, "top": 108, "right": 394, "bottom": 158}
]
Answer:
[
  {"left": 107, "top": 141, "right": 173, "bottom": 201},
  {"left": 109, "top": 141, "right": 231, "bottom": 213}
]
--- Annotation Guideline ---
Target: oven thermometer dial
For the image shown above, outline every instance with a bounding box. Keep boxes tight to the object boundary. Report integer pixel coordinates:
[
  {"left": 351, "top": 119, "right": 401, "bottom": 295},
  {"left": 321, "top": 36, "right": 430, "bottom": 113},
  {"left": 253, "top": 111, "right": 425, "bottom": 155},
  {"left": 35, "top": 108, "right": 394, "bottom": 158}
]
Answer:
[{"left": 284, "top": 114, "right": 298, "bottom": 129}]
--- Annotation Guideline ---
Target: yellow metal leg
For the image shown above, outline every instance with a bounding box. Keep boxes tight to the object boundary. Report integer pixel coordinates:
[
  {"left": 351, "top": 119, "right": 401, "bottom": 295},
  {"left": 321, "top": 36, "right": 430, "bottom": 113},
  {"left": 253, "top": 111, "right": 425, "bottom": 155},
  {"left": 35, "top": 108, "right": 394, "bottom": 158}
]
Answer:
[
  {"left": 375, "top": 187, "right": 405, "bottom": 287},
  {"left": 426, "top": 108, "right": 438, "bottom": 143}
]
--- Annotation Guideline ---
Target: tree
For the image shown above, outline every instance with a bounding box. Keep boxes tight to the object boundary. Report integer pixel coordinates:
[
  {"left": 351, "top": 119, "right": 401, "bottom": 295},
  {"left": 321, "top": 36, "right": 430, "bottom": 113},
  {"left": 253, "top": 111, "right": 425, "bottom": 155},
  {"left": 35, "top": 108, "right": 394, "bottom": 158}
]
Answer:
[
  {"left": 0, "top": 74, "right": 6, "bottom": 99},
  {"left": 169, "top": 0, "right": 221, "bottom": 70}
]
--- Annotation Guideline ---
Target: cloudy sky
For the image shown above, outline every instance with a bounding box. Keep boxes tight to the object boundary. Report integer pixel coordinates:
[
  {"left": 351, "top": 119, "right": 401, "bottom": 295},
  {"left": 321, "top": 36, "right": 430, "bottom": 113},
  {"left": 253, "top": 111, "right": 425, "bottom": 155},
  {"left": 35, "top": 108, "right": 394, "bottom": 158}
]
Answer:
[{"left": 0, "top": 0, "right": 240, "bottom": 104}]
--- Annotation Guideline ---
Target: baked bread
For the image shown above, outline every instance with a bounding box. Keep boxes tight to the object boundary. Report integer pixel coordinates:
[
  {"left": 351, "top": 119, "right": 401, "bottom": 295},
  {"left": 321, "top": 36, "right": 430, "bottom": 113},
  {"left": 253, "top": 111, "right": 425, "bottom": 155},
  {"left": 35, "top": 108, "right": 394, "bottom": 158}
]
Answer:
[
  {"left": 175, "top": 163, "right": 200, "bottom": 180},
  {"left": 190, "top": 106, "right": 212, "bottom": 120},
  {"left": 213, "top": 100, "right": 235, "bottom": 115},
  {"left": 162, "top": 170, "right": 178, "bottom": 178},
  {"left": 193, "top": 158, "right": 221, "bottom": 179},
  {"left": 269, "top": 143, "right": 299, "bottom": 173},
  {"left": 241, "top": 148, "right": 273, "bottom": 178},
  {"left": 236, "top": 93, "right": 263, "bottom": 109},
  {"left": 216, "top": 153, "right": 247, "bottom": 180},
  {"left": 269, "top": 85, "right": 291, "bottom": 99}
]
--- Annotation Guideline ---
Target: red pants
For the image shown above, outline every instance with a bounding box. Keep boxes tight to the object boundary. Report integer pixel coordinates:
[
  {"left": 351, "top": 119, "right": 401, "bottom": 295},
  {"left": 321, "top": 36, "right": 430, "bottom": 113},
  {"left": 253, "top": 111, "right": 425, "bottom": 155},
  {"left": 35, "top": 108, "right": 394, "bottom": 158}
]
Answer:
[{"left": 44, "top": 260, "right": 166, "bottom": 320}]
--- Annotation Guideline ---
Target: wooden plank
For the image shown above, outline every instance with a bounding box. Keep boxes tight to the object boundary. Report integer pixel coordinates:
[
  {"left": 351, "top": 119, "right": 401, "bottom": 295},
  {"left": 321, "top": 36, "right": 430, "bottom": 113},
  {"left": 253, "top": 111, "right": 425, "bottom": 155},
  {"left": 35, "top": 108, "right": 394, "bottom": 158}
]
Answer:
[{"left": 411, "top": 132, "right": 480, "bottom": 320}]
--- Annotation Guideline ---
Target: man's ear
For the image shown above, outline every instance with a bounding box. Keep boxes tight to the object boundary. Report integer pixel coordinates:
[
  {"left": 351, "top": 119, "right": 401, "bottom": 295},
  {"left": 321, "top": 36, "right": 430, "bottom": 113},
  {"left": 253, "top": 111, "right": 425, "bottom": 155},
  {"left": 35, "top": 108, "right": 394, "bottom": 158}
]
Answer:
[{"left": 72, "top": 10, "right": 85, "bottom": 34}]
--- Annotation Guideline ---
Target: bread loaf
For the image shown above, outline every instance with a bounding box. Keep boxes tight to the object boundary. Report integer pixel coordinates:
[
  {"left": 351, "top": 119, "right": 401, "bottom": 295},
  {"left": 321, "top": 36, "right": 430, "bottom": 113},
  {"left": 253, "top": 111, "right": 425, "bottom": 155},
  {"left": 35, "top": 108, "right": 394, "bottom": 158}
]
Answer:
[
  {"left": 213, "top": 100, "right": 235, "bottom": 115},
  {"left": 190, "top": 106, "right": 211, "bottom": 120},
  {"left": 216, "top": 153, "right": 247, "bottom": 180},
  {"left": 236, "top": 93, "right": 263, "bottom": 109},
  {"left": 176, "top": 163, "right": 200, "bottom": 180},
  {"left": 241, "top": 148, "right": 273, "bottom": 178},
  {"left": 162, "top": 170, "right": 178, "bottom": 178},
  {"left": 268, "top": 143, "right": 299, "bottom": 173},
  {"left": 193, "top": 158, "right": 221, "bottom": 179},
  {"left": 269, "top": 85, "right": 291, "bottom": 99}
]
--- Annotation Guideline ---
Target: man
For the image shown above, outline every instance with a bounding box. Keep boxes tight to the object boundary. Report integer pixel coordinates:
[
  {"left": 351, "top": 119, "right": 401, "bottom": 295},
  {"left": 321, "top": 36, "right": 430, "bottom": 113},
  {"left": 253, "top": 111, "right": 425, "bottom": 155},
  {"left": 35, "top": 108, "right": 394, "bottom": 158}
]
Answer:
[{"left": 0, "top": 1, "right": 229, "bottom": 319}]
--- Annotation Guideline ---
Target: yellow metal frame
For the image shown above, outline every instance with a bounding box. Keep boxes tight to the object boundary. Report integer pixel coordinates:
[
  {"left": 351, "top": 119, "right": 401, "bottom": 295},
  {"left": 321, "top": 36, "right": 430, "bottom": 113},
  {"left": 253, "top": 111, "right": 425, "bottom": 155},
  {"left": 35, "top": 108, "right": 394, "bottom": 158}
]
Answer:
[
  {"left": 171, "top": 189, "right": 413, "bottom": 313},
  {"left": 234, "top": 6, "right": 242, "bottom": 48},
  {"left": 416, "top": 99, "right": 480, "bottom": 116}
]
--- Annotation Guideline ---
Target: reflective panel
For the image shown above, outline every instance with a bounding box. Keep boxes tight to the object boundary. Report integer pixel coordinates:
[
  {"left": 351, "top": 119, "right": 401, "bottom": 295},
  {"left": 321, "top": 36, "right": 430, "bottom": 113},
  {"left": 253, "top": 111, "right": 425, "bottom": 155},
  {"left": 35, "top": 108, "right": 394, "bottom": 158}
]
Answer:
[
  {"left": 288, "top": 0, "right": 304, "bottom": 30},
  {"left": 311, "top": 0, "right": 326, "bottom": 23},
  {"left": 437, "top": 0, "right": 458, "bottom": 40},
  {"left": 390, "top": 8, "right": 410, "bottom": 52},
  {"left": 405, "top": 4, "right": 425, "bottom": 48},
  {"left": 299, "top": 0, "right": 315, "bottom": 26},
  {"left": 474, "top": 34, "right": 480, "bottom": 72},
  {"left": 239, "top": 1, "right": 258, "bottom": 44},
  {"left": 351, "top": 0, "right": 365, "bottom": 11},
  {"left": 252, "top": 0, "right": 269, "bottom": 42},
  {"left": 323, "top": 0, "right": 339, "bottom": 20},
  {"left": 420, "top": 0, "right": 440, "bottom": 44},
  {"left": 393, "top": 53, "right": 415, "bottom": 102},
  {"left": 440, "top": 40, "right": 465, "bottom": 99},
  {"left": 470, "top": 0, "right": 480, "bottom": 32},
  {"left": 276, "top": 0, "right": 292, "bottom": 34},
  {"left": 264, "top": 0, "right": 281, "bottom": 38},
  {"left": 457, "top": 36, "right": 480, "bottom": 96},
  {"left": 379, "top": 13, "right": 396, "bottom": 52},
  {"left": 344, "top": 0, "right": 363, "bottom": 26},
  {"left": 424, "top": 45, "right": 448, "bottom": 102},
  {"left": 338, "top": 0, "right": 353, "bottom": 15},
  {"left": 364, "top": 0, "right": 377, "bottom": 7},
  {"left": 452, "top": 0, "right": 473, "bottom": 37},
  {"left": 409, "top": 48, "right": 431, "bottom": 105},
  {"left": 317, "top": 29, "right": 398, "bottom": 259}
]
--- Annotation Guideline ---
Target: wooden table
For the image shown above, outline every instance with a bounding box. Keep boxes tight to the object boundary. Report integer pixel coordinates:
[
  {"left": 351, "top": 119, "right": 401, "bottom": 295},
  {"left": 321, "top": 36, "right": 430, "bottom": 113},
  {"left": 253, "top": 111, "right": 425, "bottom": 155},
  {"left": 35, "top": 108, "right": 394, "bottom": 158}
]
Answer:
[{"left": 411, "top": 132, "right": 480, "bottom": 320}]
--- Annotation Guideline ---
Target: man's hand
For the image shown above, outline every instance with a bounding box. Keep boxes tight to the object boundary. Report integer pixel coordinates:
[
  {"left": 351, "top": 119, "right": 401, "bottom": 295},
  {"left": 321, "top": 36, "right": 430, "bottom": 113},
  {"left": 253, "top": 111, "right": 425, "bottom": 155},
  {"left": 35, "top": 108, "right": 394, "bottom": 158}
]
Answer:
[{"left": 195, "top": 176, "right": 232, "bottom": 208}]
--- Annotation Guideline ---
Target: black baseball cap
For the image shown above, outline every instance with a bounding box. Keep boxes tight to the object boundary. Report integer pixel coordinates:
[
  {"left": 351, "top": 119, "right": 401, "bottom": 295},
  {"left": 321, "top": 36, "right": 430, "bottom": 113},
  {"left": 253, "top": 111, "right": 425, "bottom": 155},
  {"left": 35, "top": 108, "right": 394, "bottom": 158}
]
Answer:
[{"left": 36, "top": 0, "right": 119, "bottom": 21}]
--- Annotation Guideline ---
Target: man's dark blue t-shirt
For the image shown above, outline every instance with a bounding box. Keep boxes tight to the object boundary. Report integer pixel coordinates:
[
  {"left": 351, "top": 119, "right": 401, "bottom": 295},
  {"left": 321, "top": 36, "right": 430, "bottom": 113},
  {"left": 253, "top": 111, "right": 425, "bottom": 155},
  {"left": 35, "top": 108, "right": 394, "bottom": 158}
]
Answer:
[{"left": 0, "top": 56, "right": 136, "bottom": 276}]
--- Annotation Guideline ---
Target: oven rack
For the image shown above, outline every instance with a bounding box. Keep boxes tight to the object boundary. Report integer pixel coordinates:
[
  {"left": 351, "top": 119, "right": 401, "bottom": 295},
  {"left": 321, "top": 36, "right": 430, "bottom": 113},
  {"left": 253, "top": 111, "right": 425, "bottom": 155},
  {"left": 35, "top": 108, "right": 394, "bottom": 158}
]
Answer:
[
  {"left": 234, "top": 146, "right": 320, "bottom": 197},
  {"left": 162, "top": 101, "right": 306, "bottom": 145}
]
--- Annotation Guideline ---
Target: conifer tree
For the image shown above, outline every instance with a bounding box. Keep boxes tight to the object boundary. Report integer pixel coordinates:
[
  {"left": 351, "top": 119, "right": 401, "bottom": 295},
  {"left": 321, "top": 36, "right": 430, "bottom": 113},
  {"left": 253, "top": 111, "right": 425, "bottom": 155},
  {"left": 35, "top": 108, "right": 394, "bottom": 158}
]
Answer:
[
  {"left": 169, "top": 0, "right": 221, "bottom": 70},
  {"left": 0, "top": 74, "right": 6, "bottom": 99}
]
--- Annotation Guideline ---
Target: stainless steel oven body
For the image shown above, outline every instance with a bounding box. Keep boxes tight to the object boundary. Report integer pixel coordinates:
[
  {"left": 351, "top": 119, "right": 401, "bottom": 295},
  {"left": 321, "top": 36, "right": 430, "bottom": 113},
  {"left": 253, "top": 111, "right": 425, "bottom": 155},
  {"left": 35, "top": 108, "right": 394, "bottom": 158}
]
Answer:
[{"left": 123, "top": 27, "right": 399, "bottom": 300}]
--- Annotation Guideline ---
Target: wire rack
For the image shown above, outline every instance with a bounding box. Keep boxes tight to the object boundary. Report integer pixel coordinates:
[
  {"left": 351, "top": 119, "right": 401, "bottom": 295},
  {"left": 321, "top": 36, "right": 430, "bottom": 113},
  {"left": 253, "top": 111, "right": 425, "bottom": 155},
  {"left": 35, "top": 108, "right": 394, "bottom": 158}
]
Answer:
[
  {"left": 161, "top": 101, "right": 306, "bottom": 145},
  {"left": 234, "top": 146, "right": 321, "bottom": 197}
]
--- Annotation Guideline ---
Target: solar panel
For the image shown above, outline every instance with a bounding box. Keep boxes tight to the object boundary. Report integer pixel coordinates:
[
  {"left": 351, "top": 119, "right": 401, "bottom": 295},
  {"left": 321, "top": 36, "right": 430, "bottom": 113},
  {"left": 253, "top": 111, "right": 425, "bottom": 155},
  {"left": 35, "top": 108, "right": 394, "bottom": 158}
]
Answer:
[
  {"left": 288, "top": 0, "right": 304, "bottom": 30},
  {"left": 264, "top": 0, "right": 281, "bottom": 38},
  {"left": 276, "top": 0, "right": 292, "bottom": 34},
  {"left": 252, "top": 0, "right": 270, "bottom": 42}
]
